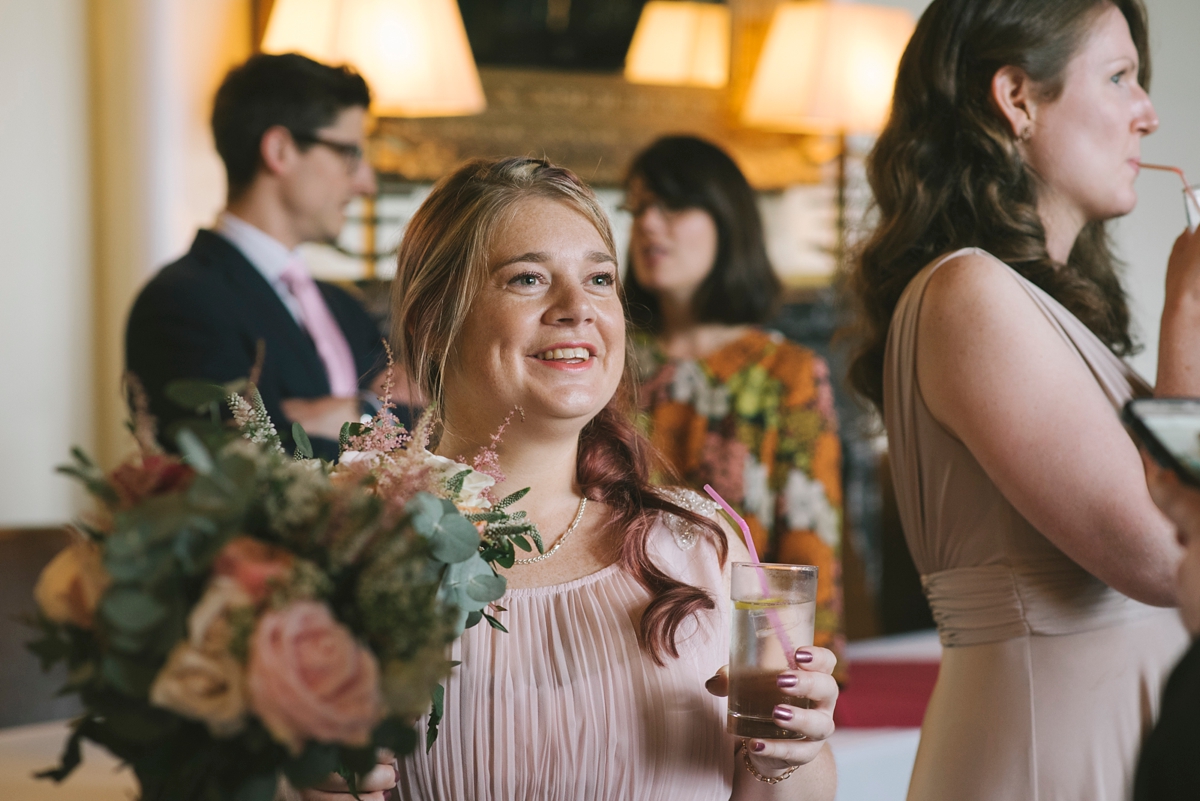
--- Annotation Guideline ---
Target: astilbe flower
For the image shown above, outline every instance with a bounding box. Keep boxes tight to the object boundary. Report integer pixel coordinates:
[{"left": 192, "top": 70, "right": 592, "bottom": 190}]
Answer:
[{"left": 471, "top": 407, "right": 521, "bottom": 504}]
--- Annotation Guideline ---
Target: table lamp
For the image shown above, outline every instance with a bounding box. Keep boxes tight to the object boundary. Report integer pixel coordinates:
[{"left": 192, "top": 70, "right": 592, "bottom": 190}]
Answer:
[
  {"left": 625, "top": 1, "right": 731, "bottom": 89},
  {"left": 741, "top": 1, "right": 914, "bottom": 266}
]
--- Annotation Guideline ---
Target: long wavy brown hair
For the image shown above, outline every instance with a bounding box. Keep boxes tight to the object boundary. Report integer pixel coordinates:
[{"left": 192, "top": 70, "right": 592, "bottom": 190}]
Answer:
[
  {"left": 847, "top": 0, "right": 1150, "bottom": 412},
  {"left": 391, "top": 157, "right": 728, "bottom": 665}
]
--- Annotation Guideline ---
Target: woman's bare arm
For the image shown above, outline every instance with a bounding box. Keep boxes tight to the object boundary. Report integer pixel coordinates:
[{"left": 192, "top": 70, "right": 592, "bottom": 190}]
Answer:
[{"left": 916, "top": 252, "right": 1179, "bottom": 606}]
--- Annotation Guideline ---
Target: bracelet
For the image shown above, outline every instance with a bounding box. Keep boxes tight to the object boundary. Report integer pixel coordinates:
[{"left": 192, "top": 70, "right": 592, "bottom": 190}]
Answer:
[{"left": 740, "top": 739, "right": 799, "bottom": 784}]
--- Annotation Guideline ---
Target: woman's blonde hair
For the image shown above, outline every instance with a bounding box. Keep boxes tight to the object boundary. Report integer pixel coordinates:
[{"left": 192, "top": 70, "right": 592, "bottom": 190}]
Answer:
[{"left": 391, "top": 156, "right": 616, "bottom": 413}]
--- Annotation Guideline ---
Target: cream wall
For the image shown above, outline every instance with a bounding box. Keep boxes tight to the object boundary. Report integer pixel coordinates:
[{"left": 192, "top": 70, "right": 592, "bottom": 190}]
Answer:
[
  {"left": 0, "top": 1, "right": 93, "bottom": 525},
  {"left": 91, "top": 0, "right": 250, "bottom": 472},
  {"left": 0, "top": 0, "right": 248, "bottom": 526}
]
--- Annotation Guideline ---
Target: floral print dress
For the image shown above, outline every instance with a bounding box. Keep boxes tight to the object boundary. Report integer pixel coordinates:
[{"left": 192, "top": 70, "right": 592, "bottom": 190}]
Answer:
[{"left": 633, "top": 328, "right": 845, "bottom": 670}]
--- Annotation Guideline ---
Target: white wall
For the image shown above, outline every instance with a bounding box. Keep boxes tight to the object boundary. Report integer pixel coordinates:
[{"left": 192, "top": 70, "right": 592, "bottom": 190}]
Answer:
[
  {"left": 1114, "top": 0, "right": 1200, "bottom": 379},
  {"left": 0, "top": 1, "right": 93, "bottom": 526}
]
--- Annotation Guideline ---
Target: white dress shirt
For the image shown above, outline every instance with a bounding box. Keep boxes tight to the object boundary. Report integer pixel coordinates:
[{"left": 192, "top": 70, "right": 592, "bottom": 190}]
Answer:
[{"left": 214, "top": 211, "right": 305, "bottom": 324}]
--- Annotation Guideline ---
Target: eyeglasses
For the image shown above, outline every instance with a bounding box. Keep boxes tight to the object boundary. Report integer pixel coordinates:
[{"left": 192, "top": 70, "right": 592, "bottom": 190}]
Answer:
[
  {"left": 291, "top": 132, "right": 366, "bottom": 172},
  {"left": 619, "top": 197, "right": 694, "bottom": 221}
]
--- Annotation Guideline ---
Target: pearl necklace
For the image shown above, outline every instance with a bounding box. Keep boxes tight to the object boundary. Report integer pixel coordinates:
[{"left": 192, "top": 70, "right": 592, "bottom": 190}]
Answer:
[{"left": 513, "top": 497, "right": 588, "bottom": 565}]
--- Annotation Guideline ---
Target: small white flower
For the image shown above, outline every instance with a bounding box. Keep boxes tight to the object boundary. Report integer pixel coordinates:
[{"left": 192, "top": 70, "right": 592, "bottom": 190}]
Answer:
[
  {"left": 782, "top": 469, "right": 839, "bottom": 548},
  {"left": 670, "top": 360, "right": 730, "bottom": 419},
  {"left": 743, "top": 457, "right": 774, "bottom": 530}
]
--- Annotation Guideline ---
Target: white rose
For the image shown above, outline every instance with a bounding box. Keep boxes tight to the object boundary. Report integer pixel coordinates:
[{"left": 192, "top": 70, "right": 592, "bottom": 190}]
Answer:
[
  {"left": 338, "top": 450, "right": 383, "bottom": 468},
  {"left": 424, "top": 453, "right": 494, "bottom": 509}
]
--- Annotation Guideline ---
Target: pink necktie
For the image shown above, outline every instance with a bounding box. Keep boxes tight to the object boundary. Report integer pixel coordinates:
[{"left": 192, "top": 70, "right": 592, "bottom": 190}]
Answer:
[{"left": 279, "top": 259, "right": 359, "bottom": 397}]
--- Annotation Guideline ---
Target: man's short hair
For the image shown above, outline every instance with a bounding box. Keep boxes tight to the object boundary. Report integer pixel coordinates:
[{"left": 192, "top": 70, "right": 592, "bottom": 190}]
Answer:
[{"left": 212, "top": 53, "right": 371, "bottom": 199}]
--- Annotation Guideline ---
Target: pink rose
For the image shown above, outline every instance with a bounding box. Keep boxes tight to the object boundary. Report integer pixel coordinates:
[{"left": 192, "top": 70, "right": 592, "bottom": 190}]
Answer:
[
  {"left": 213, "top": 537, "right": 294, "bottom": 605},
  {"left": 246, "top": 601, "right": 381, "bottom": 753}
]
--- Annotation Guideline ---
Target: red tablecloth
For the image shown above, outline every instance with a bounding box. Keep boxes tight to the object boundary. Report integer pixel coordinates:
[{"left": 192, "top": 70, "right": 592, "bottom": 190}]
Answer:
[{"left": 834, "top": 660, "right": 940, "bottom": 728}]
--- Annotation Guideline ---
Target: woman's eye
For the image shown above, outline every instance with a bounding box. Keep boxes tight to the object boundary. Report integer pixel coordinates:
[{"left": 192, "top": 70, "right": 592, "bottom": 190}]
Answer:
[
  {"left": 509, "top": 272, "right": 541, "bottom": 287},
  {"left": 1111, "top": 70, "right": 1126, "bottom": 84},
  {"left": 590, "top": 272, "right": 616, "bottom": 286}
]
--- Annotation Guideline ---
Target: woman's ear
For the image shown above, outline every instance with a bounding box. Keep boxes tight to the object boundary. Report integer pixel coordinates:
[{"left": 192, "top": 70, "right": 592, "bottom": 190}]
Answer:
[{"left": 991, "top": 65, "right": 1037, "bottom": 141}]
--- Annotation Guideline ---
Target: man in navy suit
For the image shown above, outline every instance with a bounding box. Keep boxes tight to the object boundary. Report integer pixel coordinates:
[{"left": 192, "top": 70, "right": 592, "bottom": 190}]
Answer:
[{"left": 126, "top": 54, "right": 389, "bottom": 460}]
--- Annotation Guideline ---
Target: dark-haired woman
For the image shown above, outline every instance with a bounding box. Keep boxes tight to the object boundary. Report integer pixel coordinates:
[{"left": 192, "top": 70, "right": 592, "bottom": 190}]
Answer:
[
  {"left": 624, "top": 136, "right": 845, "bottom": 677},
  {"left": 378, "top": 156, "right": 839, "bottom": 800},
  {"left": 847, "top": 0, "right": 1200, "bottom": 797}
]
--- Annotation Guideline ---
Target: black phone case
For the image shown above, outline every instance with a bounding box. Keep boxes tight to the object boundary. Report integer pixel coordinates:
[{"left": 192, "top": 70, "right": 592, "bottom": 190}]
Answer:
[{"left": 1121, "top": 399, "right": 1200, "bottom": 488}]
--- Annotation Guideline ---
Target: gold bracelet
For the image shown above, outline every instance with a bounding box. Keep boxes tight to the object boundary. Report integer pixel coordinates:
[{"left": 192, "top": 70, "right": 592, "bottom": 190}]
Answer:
[{"left": 740, "top": 739, "right": 799, "bottom": 784}]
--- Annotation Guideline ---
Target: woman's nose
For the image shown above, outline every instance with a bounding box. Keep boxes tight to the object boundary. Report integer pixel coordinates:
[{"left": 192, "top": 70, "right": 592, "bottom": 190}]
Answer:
[
  {"left": 1134, "top": 88, "right": 1159, "bottom": 135},
  {"left": 546, "top": 281, "right": 596, "bottom": 324}
]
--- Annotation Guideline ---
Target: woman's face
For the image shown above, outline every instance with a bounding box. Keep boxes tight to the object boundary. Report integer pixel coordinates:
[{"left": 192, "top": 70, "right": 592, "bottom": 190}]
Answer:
[
  {"left": 442, "top": 196, "right": 626, "bottom": 439},
  {"left": 626, "top": 178, "right": 719, "bottom": 303},
  {"left": 1022, "top": 5, "right": 1158, "bottom": 223}
]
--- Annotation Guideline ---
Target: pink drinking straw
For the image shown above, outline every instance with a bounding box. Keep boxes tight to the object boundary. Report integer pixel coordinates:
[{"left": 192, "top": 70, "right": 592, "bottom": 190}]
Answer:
[
  {"left": 1139, "top": 162, "right": 1200, "bottom": 218},
  {"left": 703, "top": 484, "right": 797, "bottom": 670}
]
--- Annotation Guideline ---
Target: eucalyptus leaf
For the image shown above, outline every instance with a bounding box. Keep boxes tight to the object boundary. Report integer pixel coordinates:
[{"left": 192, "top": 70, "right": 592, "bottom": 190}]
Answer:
[
  {"left": 430, "top": 513, "right": 481, "bottom": 564},
  {"left": 291, "top": 423, "right": 314, "bottom": 460},
  {"left": 463, "top": 610, "right": 483, "bottom": 629},
  {"left": 165, "top": 380, "right": 228, "bottom": 411},
  {"left": 101, "top": 588, "right": 167, "bottom": 633},
  {"left": 176, "top": 429, "right": 214, "bottom": 475},
  {"left": 465, "top": 573, "right": 506, "bottom": 603},
  {"left": 407, "top": 493, "right": 444, "bottom": 536},
  {"left": 232, "top": 774, "right": 278, "bottom": 801}
]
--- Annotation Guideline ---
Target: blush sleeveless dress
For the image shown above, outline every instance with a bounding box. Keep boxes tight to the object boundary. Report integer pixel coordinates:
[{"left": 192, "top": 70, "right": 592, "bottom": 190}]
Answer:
[
  {"left": 883, "top": 248, "right": 1188, "bottom": 801},
  {"left": 395, "top": 501, "right": 736, "bottom": 800}
]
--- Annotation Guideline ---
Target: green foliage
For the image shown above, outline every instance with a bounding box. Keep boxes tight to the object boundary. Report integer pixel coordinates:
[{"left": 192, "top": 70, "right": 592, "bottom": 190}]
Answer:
[
  {"left": 426, "top": 684, "right": 445, "bottom": 753},
  {"left": 291, "top": 423, "right": 314, "bottom": 460}
]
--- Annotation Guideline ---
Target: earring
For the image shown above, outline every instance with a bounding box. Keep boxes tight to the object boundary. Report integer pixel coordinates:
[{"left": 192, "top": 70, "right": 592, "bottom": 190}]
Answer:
[{"left": 1018, "top": 126, "right": 1032, "bottom": 142}]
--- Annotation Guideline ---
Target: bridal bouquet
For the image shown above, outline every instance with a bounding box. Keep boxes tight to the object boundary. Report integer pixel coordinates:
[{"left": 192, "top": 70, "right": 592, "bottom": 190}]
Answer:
[{"left": 28, "top": 375, "right": 538, "bottom": 800}]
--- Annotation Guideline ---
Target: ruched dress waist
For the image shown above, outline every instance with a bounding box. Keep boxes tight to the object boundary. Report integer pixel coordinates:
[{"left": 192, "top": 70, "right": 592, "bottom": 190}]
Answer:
[{"left": 921, "top": 561, "right": 1159, "bottom": 647}]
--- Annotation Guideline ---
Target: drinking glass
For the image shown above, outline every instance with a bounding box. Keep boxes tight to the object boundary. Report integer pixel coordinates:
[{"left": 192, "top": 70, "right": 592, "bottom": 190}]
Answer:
[
  {"left": 1185, "top": 185, "right": 1200, "bottom": 233},
  {"left": 727, "top": 562, "right": 818, "bottom": 739}
]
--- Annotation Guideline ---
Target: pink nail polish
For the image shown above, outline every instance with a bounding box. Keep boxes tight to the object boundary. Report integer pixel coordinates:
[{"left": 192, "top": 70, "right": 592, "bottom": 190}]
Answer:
[
  {"left": 752, "top": 740, "right": 766, "bottom": 753},
  {"left": 777, "top": 673, "right": 798, "bottom": 689},
  {"left": 773, "top": 704, "right": 795, "bottom": 721},
  {"left": 794, "top": 649, "right": 814, "bottom": 664}
]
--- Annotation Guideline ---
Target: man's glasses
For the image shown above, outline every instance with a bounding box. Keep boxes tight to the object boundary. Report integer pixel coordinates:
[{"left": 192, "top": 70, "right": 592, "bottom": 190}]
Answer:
[{"left": 291, "top": 132, "right": 365, "bottom": 172}]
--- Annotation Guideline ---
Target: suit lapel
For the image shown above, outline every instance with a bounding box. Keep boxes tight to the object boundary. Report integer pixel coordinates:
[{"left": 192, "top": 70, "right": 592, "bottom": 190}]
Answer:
[{"left": 189, "top": 230, "right": 329, "bottom": 392}]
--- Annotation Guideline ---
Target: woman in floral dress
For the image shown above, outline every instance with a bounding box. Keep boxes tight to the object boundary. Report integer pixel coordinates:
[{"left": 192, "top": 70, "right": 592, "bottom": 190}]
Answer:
[{"left": 624, "top": 136, "right": 845, "bottom": 670}]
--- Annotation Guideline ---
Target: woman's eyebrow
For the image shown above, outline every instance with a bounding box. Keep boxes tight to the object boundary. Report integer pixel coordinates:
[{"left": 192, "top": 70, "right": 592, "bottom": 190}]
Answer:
[
  {"left": 493, "top": 250, "right": 617, "bottom": 269},
  {"left": 493, "top": 251, "right": 549, "bottom": 270}
]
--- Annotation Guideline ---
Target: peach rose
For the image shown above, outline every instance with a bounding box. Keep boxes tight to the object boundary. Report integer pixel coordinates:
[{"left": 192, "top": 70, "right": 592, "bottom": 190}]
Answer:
[
  {"left": 150, "top": 641, "right": 247, "bottom": 737},
  {"left": 34, "top": 540, "right": 111, "bottom": 629},
  {"left": 213, "top": 537, "right": 294, "bottom": 605},
  {"left": 246, "top": 601, "right": 381, "bottom": 754}
]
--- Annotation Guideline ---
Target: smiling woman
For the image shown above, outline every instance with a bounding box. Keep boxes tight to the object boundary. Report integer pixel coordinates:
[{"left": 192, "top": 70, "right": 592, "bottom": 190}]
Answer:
[{"left": 379, "top": 157, "right": 841, "bottom": 801}]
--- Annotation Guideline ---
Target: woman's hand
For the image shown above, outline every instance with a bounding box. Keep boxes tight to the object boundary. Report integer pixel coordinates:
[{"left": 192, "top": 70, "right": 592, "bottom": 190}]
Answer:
[
  {"left": 705, "top": 647, "right": 839, "bottom": 775},
  {"left": 289, "top": 751, "right": 399, "bottom": 801},
  {"left": 1157, "top": 225, "right": 1200, "bottom": 397}
]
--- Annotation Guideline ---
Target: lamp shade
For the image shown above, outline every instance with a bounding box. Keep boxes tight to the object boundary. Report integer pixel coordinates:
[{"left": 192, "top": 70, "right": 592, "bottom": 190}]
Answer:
[
  {"left": 625, "top": 1, "right": 730, "bottom": 89},
  {"left": 741, "top": 2, "right": 914, "bottom": 134},
  {"left": 262, "top": 0, "right": 486, "bottom": 118}
]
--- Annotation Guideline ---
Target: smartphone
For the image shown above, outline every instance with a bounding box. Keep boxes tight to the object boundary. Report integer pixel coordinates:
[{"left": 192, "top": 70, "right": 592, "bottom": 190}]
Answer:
[{"left": 1122, "top": 398, "right": 1200, "bottom": 487}]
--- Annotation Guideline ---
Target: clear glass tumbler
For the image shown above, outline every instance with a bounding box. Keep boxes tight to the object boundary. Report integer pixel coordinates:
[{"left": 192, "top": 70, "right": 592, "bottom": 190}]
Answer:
[{"left": 727, "top": 562, "right": 818, "bottom": 739}]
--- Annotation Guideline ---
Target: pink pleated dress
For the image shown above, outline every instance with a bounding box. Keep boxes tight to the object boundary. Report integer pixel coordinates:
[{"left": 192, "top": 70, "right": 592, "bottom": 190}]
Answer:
[{"left": 396, "top": 500, "right": 736, "bottom": 800}]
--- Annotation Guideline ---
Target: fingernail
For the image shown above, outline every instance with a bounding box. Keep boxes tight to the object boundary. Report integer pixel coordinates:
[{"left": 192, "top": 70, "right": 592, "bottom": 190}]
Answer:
[
  {"left": 752, "top": 740, "right": 766, "bottom": 753},
  {"left": 777, "top": 673, "right": 798, "bottom": 688},
  {"left": 795, "top": 649, "right": 814, "bottom": 664},
  {"left": 773, "top": 704, "right": 795, "bottom": 721}
]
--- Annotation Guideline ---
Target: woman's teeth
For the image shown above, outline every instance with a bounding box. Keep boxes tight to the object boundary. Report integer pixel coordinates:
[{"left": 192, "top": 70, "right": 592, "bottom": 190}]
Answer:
[{"left": 537, "top": 347, "right": 591, "bottom": 361}]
